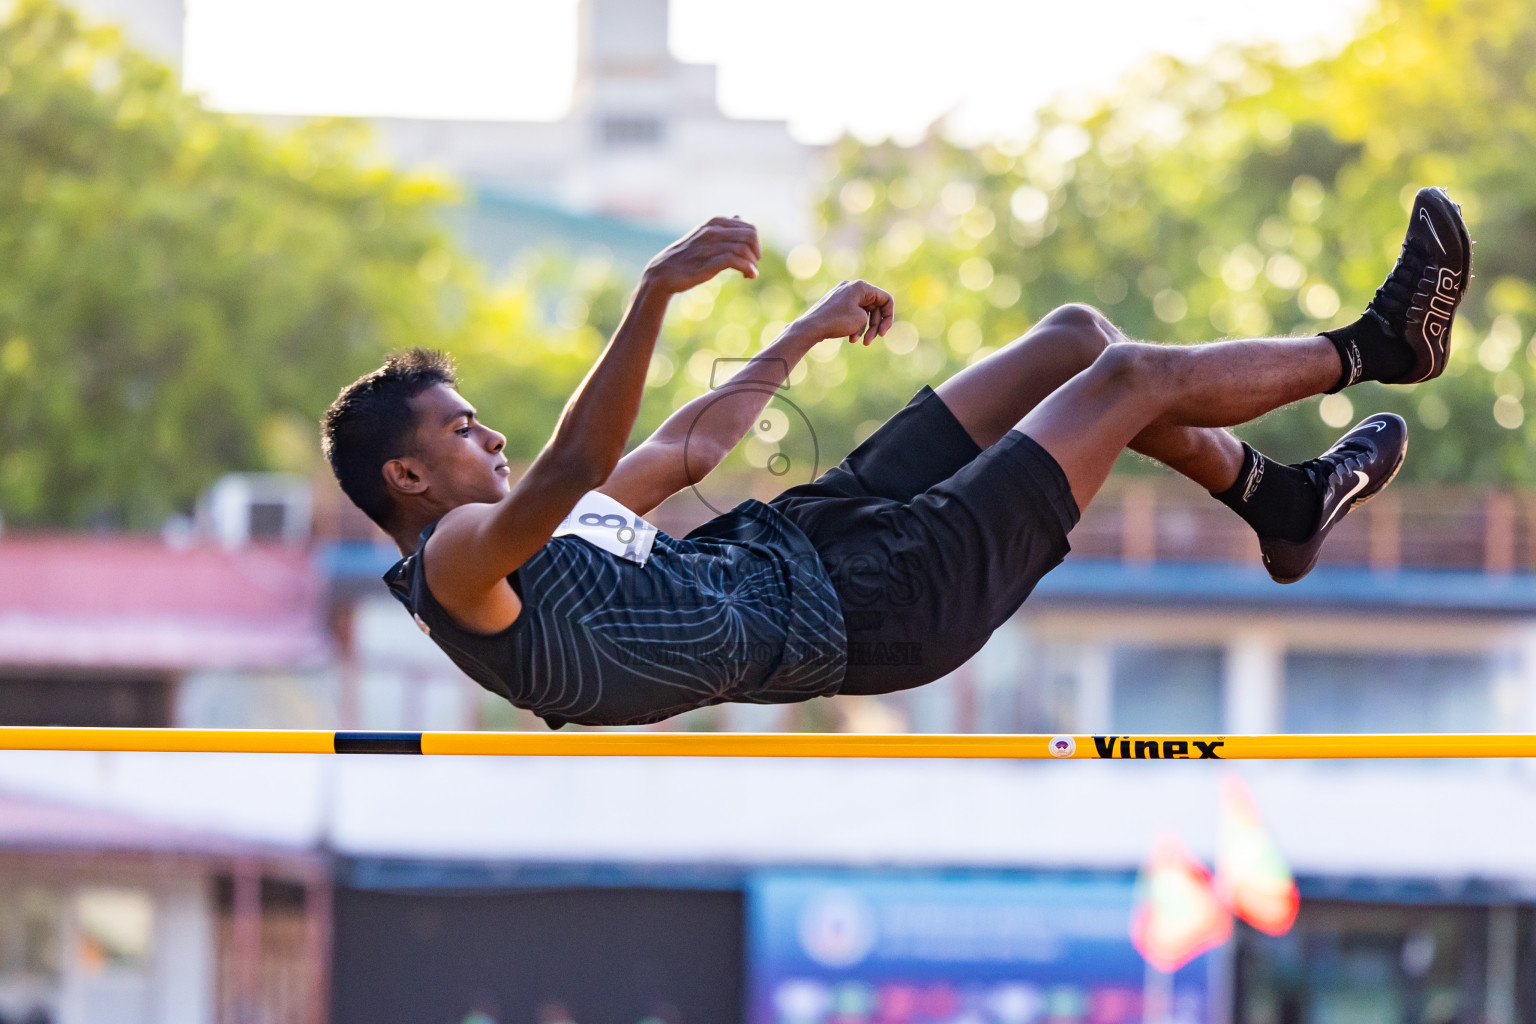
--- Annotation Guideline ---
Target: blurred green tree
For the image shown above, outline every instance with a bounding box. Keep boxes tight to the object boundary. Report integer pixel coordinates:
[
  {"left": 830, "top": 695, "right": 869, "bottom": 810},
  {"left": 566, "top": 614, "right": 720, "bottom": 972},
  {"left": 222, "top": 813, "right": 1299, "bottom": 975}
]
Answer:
[
  {"left": 10, "top": 0, "right": 1536, "bottom": 532},
  {"left": 0, "top": 0, "right": 481, "bottom": 528},
  {"left": 0, "top": 0, "right": 768, "bottom": 527},
  {"left": 791, "top": 0, "right": 1536, "bottom": 484}
]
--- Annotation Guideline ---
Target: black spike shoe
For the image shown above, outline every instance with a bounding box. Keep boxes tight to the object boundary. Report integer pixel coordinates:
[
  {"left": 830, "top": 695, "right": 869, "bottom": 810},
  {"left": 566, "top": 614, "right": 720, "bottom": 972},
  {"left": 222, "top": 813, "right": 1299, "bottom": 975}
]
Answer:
[
  {"left": 1259, "top": 413, "right": 1408, "bottom": 584},
  {"left": 1329, "top": 187, "right": 1472, "bottom": 388}
]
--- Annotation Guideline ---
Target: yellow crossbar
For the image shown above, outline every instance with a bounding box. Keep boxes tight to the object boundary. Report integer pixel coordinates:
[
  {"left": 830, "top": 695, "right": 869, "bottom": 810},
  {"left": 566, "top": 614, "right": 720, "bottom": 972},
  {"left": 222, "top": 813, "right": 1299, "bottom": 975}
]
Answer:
[{"left": 0, "top": 728, "right": 1534, "bottom": 759}]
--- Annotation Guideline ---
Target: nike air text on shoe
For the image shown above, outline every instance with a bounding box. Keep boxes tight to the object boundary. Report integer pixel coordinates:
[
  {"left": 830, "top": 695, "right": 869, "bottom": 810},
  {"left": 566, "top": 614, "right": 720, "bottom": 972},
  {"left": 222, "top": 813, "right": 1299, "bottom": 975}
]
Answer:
[
  {"left": 1365, "top": 187, "right": 1472, "bottom": 385},
  {"left": 1259, "top": 413, "right": 1408, "bottom": 584}
]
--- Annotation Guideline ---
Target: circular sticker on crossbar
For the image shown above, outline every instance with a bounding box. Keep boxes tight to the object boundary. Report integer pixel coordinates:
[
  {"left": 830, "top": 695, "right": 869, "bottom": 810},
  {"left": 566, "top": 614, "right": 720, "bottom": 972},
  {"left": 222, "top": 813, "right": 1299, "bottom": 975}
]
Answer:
[{"left": 1048, "top": 735, "right": 1076, "bottom": 758}]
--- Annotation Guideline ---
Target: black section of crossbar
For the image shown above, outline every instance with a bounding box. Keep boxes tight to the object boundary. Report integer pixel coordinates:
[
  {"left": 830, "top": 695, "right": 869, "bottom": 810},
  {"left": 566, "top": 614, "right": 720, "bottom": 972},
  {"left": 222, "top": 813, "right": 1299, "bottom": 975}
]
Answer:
[{"left": 333, "top": 731, "right": 424, "bottom": 755}]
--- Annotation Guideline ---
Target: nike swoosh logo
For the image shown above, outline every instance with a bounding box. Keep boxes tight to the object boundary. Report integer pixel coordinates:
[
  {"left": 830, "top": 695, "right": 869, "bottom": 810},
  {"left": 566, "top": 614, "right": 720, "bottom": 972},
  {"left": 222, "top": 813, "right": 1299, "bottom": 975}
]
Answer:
[
  {"left": 1420, "top": 209, "right": 1447, "bottom": 255},
  {"left": 1356, "top": 420, "right": 1388, "bottom": 433},
  {"left": 1320, "top": 470, "right": 1370, "bottom": 530}
]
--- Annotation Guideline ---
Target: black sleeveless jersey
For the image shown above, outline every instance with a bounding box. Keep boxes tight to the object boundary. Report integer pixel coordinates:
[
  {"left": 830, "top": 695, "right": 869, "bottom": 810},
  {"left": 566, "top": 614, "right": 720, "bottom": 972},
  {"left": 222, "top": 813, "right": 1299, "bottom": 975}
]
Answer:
[{"left": 383, "top": 499, "right": 848, "bottom": 728}]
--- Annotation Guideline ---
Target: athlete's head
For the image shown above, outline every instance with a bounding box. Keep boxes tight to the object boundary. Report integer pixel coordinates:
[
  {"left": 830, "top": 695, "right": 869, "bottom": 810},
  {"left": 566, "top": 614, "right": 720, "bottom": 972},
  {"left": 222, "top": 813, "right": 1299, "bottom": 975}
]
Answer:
[{"left": 322, "top": 349, "right": 510, "bottom": 531}]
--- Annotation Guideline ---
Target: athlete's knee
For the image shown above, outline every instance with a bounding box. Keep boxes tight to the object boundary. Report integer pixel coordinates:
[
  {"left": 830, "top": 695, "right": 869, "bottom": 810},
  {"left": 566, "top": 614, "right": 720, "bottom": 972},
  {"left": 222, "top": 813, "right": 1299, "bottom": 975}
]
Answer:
[
  {"left": 1035, "top": 303, "right": 1118, "bottom": 366},
  {"left": 1084, "top": 340, "right": 1169, "bottom": 394},
  {"left": 1039, "top": 302, "right": 1109, "bottom": 333}
]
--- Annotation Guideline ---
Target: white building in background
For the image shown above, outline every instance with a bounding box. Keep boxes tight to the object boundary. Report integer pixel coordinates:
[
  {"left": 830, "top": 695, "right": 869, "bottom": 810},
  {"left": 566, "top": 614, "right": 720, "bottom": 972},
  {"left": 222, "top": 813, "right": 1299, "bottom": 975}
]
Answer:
[
  {"left": 0, "top": 789, "right": 328, "bottom": 1024},
  {"left": 67, "top": 0, "right": 817, "bottom": 245},
  {"left": 367, "top": 0, "right": 817, "bottom": 243}
]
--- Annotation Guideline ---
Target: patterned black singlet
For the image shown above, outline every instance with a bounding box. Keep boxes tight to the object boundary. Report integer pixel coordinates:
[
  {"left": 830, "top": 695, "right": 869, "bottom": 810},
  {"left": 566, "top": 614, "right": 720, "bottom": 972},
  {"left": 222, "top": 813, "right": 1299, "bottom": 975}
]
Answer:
[{"left": 384, "top": 499, "right": 848, "bottom": 728}]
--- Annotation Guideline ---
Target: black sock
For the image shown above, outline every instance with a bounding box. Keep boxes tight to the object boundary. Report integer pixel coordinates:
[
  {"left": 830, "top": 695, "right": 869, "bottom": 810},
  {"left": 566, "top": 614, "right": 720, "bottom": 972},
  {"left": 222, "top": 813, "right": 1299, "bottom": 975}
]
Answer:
[
  {"left": 1212, "top": 443, "right": 1321, "bottom": 542},
  {"left": 1321, "top": 311, "right": 1412, "bottom": 392}
]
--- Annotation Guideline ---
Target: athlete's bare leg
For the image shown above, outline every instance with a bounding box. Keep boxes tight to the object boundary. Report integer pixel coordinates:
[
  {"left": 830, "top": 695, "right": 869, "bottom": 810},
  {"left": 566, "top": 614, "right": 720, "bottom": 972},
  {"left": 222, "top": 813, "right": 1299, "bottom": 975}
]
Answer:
[
  {"left": 935, "top": 304, "right": 1245, "bottom": 492},
  {"left": 1016, "top": 334, "right": 1341, "bottom": 510}
]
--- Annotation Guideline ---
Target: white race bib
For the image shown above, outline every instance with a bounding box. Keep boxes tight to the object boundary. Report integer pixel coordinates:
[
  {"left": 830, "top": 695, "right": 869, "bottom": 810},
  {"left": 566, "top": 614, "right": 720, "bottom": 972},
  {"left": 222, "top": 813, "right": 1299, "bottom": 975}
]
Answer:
[{"left": 552, "top": 490, "right": 658, "bottom": 566}]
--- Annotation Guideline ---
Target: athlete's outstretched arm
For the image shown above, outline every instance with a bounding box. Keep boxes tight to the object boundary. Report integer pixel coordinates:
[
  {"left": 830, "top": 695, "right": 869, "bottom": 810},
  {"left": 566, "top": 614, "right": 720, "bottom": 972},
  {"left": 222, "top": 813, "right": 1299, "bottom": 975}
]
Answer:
[
  {"left": 600, "top": 279, "right": 893, "bottom": 515},
  {"left": 423, "top": 218, "right": 760, "bottom": 615}
]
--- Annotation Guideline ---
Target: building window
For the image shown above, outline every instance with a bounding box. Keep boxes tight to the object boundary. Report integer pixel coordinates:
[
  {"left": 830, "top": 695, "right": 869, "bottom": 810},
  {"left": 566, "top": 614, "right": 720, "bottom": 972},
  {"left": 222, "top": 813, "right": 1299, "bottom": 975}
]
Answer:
[
  {"left": 1110, "top": 645, "right": 1224, "bottom": 733},
  {"left": 0, "top": 886, "right": 62, "bottom": 981},
  {"left": 0, "top": 674, "right": 172, "bottom": 728},
  {"left": 601, "top": 116, "right": 663, "bottom": 147},
  {"left": 1236, "top": 901, "right": 1494, "bottom": 1024},
  {"left": 73, "top": 889, "right": 154, "bottom": 974},
  {"left": 1282, "top": 652, "right": 1496, "bottom": 733}
]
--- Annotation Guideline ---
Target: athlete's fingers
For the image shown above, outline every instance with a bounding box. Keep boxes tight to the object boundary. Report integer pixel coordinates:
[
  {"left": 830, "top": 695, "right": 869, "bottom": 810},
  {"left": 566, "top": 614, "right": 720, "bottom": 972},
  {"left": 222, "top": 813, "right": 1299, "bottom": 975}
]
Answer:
[
  {"left": 716, "top": 244, "right": 757, "bottom": 274},
  {"left": 714, "top": 242, "right": 754, "bottom": 265},
  {"left": 857, "top": 283, "right": 892, "bottom": 344},
  {"left": 731, "top": 223, "right": 760, "bottom": 261},
  {"left": 866, "top": 284, "right": 895, "bottom": 317},
  {"left": 717, "top": 223, "right": 758, "bottom": 247},
  {"left": 726, "top": 254, "right": 757, "bottom": 278},
  {"left": 694, "top": 227, "right": 751, "bottom": 259},
  {"left": 709, "top": 226, "right": 758, "bottom": 248}
]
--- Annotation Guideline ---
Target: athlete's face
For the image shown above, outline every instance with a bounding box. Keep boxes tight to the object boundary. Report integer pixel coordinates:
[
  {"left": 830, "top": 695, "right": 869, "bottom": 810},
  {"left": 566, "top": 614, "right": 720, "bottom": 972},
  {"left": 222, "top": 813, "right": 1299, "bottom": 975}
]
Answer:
[{"left": 403, "top": 383, "right": 511, "bottom": 508}]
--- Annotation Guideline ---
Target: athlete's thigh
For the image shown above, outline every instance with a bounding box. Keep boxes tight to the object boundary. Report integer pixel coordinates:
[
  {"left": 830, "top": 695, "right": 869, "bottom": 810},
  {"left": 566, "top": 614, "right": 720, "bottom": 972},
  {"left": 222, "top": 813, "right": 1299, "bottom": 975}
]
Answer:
[
  {"left": 935, "top": 303, "right": 1122, "bottom": 449},
  {"left": 829, "top": 430, "right": 1080, "bottom": 696}
]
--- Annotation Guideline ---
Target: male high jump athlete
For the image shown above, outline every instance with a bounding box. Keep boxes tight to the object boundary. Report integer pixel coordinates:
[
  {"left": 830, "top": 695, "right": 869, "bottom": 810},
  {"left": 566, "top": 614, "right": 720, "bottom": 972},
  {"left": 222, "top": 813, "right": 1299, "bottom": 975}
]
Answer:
[{"left": 323, "top": 187, "right": 1470, "bottom": 729}]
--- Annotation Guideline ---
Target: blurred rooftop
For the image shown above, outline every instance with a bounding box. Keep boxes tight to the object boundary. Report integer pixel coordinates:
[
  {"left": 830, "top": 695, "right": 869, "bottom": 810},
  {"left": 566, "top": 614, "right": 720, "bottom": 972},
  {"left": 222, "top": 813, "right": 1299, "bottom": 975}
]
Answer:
[{"left": 0, "top": 536, "right": 331, "bottom": 671}]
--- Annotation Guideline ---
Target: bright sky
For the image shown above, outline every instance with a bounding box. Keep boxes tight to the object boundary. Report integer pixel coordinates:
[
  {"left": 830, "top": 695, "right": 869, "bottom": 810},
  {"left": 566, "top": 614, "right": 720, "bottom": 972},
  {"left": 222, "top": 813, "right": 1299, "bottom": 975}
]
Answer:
[{"left": 182, "top": 0, "right": 1373, "bottom": 145}]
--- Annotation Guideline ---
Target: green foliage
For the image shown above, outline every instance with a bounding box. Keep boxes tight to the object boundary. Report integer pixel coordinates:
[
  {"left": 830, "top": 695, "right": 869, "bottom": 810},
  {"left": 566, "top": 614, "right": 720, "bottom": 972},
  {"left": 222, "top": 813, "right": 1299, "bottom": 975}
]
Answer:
[
  {"left": 9, "top": 0, "right": 1536, "bottom": 529},
  {"left": 475, "top": 0, "right": 1536, "bottom": 492},
  {"left": 797, "top": 0, "right": 1536, "bottom": 483},
  {"left": 447, "top": 252, "right": 629, "bottom": 460},
  {"left": 0, "top": 0, "right": 474, "bottom": 527}
]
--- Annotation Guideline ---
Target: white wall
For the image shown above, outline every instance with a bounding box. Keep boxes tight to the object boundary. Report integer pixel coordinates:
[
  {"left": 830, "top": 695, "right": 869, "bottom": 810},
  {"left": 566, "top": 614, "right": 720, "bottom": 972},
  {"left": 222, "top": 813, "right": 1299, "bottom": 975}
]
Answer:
[
  {"left": 0, "top": 750, "right": 1534, "bottom": 884},
  {"left": 149, "top": 875, "right": 215, "bottom": 1024}
]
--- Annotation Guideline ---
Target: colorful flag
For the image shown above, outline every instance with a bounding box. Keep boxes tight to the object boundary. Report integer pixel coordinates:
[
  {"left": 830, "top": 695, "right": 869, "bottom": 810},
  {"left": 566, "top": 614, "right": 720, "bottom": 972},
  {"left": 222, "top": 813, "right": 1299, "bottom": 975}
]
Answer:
[
  {"left": 1130, "top": 832, "right": 1232, "bottom": 972},
  {"left": 1215, "top": 774, "right": 1299, "bottom": 935}
]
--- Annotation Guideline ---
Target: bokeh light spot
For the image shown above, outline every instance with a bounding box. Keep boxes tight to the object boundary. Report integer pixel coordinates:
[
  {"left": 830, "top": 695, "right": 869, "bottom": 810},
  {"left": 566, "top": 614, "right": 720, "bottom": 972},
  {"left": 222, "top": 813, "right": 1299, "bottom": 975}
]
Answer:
[
  {"left": 884, "top": 321, "right": 920, "bottom": 355},
  {"left": 786, "top": 244, "right": 822, "bottom": 280},
  {"left": 1494, "top": 395, "right": 1525, "bottom": 430},
  {"left": 958, "top": 257, "right": 994, "bottom": 292},
  {"left": 1417, "top": 394, "right": 1449, "bottom": 430},
  {"left": 1153, "top": 289, "right": 1188, "bottom": 323},
  {"left": 839, "top": 179, "right": 875, "bottom": 215},
  {"left": 1300, "top": 283, "right": 1340, "bottom": 320},
  {"left": 1318, "top": 393, "right": 1354, "bottom": 428}
]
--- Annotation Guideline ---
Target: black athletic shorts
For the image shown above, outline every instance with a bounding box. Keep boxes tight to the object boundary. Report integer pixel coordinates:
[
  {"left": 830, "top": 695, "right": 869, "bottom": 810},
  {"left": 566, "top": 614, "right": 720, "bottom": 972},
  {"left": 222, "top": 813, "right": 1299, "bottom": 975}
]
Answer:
[{"left": 769, "top": 385, "right": 1080, "bottom": 695}]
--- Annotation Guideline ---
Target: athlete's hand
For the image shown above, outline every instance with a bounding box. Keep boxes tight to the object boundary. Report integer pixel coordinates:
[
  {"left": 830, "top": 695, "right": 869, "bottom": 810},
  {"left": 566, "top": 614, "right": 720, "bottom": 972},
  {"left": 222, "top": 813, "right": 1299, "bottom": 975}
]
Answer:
[
  {"left": 641, "top": 216, "right": 760, "bottom": 294},
  {"left": 792, "top": 279, "right": 895, "bottom": 346}
]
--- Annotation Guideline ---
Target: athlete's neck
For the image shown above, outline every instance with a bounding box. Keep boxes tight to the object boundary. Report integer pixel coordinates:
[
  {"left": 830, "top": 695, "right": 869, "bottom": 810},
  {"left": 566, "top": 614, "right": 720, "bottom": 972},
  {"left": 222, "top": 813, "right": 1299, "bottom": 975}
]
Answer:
[{"left": 389, "top": 509, "right": 439, "bottom": 556}]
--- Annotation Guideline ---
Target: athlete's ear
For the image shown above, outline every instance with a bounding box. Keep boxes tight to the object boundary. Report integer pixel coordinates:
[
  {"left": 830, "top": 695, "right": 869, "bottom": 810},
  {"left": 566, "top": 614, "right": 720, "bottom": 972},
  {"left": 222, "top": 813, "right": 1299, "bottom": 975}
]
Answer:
[{"left": 382, "top": 457, "right": 429, "bottom": 498}]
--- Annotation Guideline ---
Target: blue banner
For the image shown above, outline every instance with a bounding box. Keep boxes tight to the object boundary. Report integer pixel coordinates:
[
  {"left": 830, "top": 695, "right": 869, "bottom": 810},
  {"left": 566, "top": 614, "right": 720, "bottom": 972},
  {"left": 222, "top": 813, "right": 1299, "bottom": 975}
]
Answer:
[{"left": 746, "top": 872, "right": 1214, "bottom": 1024}]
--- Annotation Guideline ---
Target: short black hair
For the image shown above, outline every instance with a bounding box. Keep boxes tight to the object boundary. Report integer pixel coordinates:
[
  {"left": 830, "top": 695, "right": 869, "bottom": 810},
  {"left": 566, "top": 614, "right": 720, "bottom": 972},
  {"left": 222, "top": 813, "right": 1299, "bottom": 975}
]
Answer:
[{"left": 322, "top": 348, "right": 458, "bottom": 529}]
